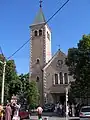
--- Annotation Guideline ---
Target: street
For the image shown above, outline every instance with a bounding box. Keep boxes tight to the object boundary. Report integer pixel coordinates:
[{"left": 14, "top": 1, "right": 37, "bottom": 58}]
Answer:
[
  {"left": 28, "top": 112, "right": 80, "bottom": 120},
  {"left": 28, "top": 116, "right": 80, "bottom": 120}
]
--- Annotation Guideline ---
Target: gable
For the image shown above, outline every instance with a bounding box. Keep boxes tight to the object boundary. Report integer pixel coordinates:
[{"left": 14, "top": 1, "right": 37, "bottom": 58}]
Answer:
[{"left": 43, "top": 49, "right": 68, "bottom": 72}]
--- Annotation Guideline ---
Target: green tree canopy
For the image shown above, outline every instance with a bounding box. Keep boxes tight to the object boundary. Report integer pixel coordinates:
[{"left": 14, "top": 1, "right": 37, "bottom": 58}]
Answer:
[
  {"left": 0, "top": 54, "right": 39, "bottom": 106},
  {"left": 66, "top": 34, "right": 90, "bottom": 100},
  {"left": 27, "top": 80, "right": 39, "bottom": 109},
  {"left": 0, "top": 55, "right": 22, "bottom": 103},
  {"left": 18, "top": 74, "right": 39, "bottom": 109}
]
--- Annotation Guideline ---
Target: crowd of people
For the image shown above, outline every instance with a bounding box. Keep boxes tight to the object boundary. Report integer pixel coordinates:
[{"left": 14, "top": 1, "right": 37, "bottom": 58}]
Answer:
[
  {"left": 0, "top": 101, "right": 20, "bottom": 120},
  {"left": 54, "top": 102, "right": 80, "bottom": 117},
  {"left": 0, "top": 97, "right": 85, "bottom": 120}
]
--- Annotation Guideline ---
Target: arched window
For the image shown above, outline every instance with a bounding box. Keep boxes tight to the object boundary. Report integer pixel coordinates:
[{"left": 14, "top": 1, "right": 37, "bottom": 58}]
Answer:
[
  {"left": 36, "top": 76, "right": 39, "bottom": 82},
  {"left": 55, "top": 74, "right": 58, "bottom": 84},
  {"left": 36, "top": 58, "right": 40, "bottom": 64},
  {"left": 39, "top": 29, "right": 42, "bottom": 36},
  {"left": 64, "top": 73, "right": 68, "bottom": 84},
  {"left": 34, "top": 30, "right": 38, "bottom": 36},
  {"left": 59, "top": 72, "right": 63, "bottom": 84}
]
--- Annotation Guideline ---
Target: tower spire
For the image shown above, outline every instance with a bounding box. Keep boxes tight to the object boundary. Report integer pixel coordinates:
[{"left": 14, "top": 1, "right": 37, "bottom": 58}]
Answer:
[
  {"left": 31, "top": 0, "right": 45, "bottom": 25},
  {"left": 39, "top": 0, "right": 42, "bottom": 8}
]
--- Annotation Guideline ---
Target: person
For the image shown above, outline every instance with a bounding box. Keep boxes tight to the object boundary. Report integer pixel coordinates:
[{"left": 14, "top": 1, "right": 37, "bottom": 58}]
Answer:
[
  {"left": 5, "top": 103, "right": 12, "bottom": 120},
  {"left": 10, "top": 102, "right": 21, "bottom": 120},
  {"left": 0, "top": 105, "right": 4, "bottom": 120},
  {"left": 10, "top": 103, "right": 16, "bottom": 120},
  {"left": 37, "top": 105, "right": 43, "bottom": 120},
  {"left": 56, "top": 102, "right": 59, "bottom": 113},
  {"left": 59, "top": 104, "right": 62, "bottom": 116},
  {"left": 14, "top": 103, "right": 20, "bottom": 117}
]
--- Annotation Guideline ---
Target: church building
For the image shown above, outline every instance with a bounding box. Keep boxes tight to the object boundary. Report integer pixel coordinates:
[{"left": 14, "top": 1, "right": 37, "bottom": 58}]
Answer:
[{"left": 29, "top": 2, "right": 74, "bottom": 106}]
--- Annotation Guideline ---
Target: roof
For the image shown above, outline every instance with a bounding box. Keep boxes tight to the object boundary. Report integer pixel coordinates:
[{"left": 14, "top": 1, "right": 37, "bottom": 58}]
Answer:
[
  {"left": 43, "top": 49, "right": 66, "bottom": 70},
  {"left": 32, "top": 7, "right": 46, "bottom": 25}
]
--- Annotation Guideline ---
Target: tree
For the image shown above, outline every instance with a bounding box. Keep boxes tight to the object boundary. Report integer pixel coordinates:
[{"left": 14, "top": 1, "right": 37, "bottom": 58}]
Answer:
[
  {"left": 18, "top": 73, "right": 29, "bottom": 105},
  {"left": 5, "top": 60, "right": 22, "bottom": 100},
  {"left": 0, "top": 54, "right": 39, "bottom": 107},
  {"left": 18, "top": 74, "right": 39, "bottom": 109},
  {"left": 19, "top": 73, "right": 29, "bottom": 92},
  {"left": 0, "top": 55, "right": 22, "bottom": 103},
  {"left": 27, "top": 80, "right": 39, "bottom": 109},
  {"left": 66, "top": 34, "right": 90, "bottom": 102}
]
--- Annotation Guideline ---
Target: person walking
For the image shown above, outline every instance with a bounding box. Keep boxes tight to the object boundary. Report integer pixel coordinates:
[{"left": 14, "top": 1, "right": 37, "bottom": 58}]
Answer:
[
  {"left": 37, "top": 105, "right": 43, "bottom": 120},
  {"left": 5, "top": 103, "right": 12, "bottom": 120}
]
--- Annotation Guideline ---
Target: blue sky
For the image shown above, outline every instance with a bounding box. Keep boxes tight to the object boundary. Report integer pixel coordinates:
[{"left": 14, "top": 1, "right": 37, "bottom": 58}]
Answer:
[{"left": 0, "top": 0, "right": 90, "bottom": 74}]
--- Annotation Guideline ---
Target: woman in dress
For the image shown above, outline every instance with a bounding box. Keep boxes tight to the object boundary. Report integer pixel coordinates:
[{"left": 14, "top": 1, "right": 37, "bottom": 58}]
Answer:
[{"left": 5, "top": 103, "right": 12, "bottom": 120}]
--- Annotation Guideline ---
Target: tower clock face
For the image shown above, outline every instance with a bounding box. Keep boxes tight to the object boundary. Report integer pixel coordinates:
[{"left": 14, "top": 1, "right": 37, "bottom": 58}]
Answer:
[{"left": 56, "top": 60, "right": 63, "bottom": 68}]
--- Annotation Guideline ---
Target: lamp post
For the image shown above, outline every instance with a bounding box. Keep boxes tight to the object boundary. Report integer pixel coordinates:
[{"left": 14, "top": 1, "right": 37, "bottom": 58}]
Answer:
[
  {"left": 66, "top": 86, "right": 69, "bottom": 120},
  {"left": 0, "top": 60, "right": 6, "bottom": 105}
]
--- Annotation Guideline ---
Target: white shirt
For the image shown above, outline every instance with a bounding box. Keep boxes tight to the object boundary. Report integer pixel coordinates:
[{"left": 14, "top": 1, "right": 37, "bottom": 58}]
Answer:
[{"left": 37, "top": 107, "right": 43, "bottom": 114}]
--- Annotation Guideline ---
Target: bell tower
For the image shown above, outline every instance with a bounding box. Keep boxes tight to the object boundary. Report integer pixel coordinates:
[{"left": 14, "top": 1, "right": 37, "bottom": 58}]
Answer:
[{"left": 29, "top": 1, "right": 52, "bottom": 105}]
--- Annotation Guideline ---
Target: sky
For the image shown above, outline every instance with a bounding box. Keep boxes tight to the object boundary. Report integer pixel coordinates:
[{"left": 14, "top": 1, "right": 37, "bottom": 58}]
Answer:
[{"left": 0, "top": 0, "right": 90, "bottom": 74}]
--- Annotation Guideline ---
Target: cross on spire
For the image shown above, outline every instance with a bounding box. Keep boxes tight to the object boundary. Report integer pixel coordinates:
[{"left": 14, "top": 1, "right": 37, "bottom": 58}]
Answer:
[
  {"left": 58, "top": 44, "right": 61, "bottom": 50},
  {"left": 39, "top": 0, "right": 42, "bottom": 8}
]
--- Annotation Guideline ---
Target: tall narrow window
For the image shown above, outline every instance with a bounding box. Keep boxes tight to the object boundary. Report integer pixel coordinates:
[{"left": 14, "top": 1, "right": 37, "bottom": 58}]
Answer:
[
  {"left": 55, "top": 74, "right": 58, "bottom": 84},
  {"left": 64, "top": 73, "right": 68, "bottom": 84},
  {"left": 34, "top": 30, "right": 38, "bottom": 36},
  {"left": 39, "top": 30, "right": 42, "bottom": 36},
  {"left": 36, "top": 76, "right": 39, "bottom": 82},
  {"left": 59, "top": 72, "right": 63, "bottom": 84},
  {"left": 47, "top": 31, "right": 50, "bottom": 40},
  {"left": 52, "top": 75, "right": 55, "bottom": 85},
  {"left": 36, "top": 58, "right": 40, "bottom": 64}
]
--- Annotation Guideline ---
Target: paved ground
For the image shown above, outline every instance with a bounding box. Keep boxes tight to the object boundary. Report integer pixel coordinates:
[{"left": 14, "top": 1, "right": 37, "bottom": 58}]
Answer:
[
  {"left": 29, "top": 116, "right": 80, "bottom": 120},
  {"left": 29, "top": 112, "right": 80, "bottom": 120},
  {"left": 28, "top": 112, "right": 80, "bottom": 120}
]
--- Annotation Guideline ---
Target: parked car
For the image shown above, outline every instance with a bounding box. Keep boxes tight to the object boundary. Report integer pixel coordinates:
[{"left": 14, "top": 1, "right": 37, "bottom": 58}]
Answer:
[
  {"left": 43, "top": 103, "right": 55, "bottom": 112},
  {"left": 79, "top": 106, "right": 90, "bottom": 120},
  {"left": 19, "top": 108, "right": 31, "bottom": 120}
]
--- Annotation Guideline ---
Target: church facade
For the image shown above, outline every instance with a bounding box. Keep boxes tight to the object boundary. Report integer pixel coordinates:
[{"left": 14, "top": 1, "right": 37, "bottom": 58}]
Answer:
[{"left": 29, "top": 5, "right": 74, "bottom": 106}]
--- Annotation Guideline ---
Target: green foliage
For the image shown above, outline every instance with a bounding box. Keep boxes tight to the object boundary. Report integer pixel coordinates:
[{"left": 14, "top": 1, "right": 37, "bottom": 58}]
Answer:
[
  {"left": 0, "top": 55, "right": 22, "bottom": 103},
  {"left": 5, "top": 60, "right": 17, "bottom": 83},
  {"left": 27, "top": 80, "right": 39, "bottom": 109},
  {"left": 19, "top": 73, "right": 29, "bottom": 92},
  {"left": 66, "top": 34, "right": 90, "bottom": 99},
  {"left": 18, "top": 74, "right": 39, "bottom": 109},
  {"left": 9, "top": 79, "right": 21, "bottom": 97},
  {"left": 0, "top": 55, "right": 39, "bottom": 107},
  {"left": 6, "top": 60, "right": 21, "bottom": 99}
]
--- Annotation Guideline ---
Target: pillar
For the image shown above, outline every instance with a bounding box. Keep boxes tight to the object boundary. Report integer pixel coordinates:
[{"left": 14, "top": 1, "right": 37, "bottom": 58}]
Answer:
[
  {"left": 58, "top": 73, "right": 60, "bottom": 84},
  {"left": 63, "top": 73, "right": 65, "bottom": 84}
]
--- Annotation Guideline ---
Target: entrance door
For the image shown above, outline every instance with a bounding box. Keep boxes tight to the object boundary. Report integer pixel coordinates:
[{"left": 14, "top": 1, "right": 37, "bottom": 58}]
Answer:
[
  {"left": 60, "top": 94, "right": 65, "bottom": 105},
  {"left": 52, "top": 94, "right": 65, "bottom": 104}
]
